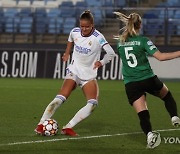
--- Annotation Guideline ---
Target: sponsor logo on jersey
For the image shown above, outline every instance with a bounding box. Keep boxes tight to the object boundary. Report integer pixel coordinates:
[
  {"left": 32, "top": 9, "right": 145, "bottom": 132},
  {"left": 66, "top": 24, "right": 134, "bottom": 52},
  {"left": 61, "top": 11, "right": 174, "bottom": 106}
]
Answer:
[{"left": 75, "top": 45, "right": 91, "bottom": 54}]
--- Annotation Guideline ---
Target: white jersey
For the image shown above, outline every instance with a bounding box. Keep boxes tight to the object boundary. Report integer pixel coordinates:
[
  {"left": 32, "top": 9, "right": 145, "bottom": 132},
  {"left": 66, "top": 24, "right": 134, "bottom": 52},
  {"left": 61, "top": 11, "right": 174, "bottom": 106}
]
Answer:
[{"left": 67, "top": 27, "right": 110, "bottom": 80}]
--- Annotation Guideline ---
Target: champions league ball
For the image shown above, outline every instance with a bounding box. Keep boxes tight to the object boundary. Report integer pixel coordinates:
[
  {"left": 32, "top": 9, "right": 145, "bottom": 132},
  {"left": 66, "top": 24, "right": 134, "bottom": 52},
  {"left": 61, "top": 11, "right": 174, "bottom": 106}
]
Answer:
[{"left": 42, "top": 119, "right": 58, "bottom": 136}]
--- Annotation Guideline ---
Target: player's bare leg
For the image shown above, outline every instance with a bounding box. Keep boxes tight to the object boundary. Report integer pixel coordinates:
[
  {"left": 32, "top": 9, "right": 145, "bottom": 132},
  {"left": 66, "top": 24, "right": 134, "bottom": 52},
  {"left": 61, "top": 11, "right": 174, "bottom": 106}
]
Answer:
[
  {"left": 61, "top": 80, "right": 99, "bottom": 136},
  {"left": 35, "top": 79, "right": 76, "bottom": 134}
]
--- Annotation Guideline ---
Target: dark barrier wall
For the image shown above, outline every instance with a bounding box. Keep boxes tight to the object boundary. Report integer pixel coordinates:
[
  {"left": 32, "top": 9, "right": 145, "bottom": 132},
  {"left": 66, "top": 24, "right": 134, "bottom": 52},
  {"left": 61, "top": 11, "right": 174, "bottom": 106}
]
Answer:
[{"left": 0, "top": 49, "right": 123, "bottom": 80}]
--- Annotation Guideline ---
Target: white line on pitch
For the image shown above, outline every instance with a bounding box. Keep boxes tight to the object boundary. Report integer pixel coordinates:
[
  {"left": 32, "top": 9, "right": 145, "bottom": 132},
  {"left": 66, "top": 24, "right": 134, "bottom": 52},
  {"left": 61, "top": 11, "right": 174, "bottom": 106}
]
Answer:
[{"left": 0, "top": 128, "right": 179, "bottom": 146}]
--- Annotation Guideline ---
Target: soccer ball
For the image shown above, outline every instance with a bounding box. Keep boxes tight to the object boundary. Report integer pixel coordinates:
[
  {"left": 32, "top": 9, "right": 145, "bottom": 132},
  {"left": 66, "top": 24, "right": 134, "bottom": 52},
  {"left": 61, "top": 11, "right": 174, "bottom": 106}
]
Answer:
[{"left": 42, "top": 119, "right": 58, "bottom": 136}]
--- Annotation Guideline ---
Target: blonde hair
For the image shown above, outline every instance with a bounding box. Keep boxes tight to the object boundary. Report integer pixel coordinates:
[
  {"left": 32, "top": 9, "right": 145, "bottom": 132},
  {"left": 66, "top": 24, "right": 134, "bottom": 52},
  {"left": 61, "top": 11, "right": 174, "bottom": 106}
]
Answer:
[{"left": 114, "top": 12, "right": 142, "bottom": 43}]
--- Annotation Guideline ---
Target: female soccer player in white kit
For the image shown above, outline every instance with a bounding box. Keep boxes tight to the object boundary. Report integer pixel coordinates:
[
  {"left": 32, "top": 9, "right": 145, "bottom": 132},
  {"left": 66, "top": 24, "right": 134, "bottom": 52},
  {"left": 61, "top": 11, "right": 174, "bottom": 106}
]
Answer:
[{"left": 35, "top": 10, "right": 115, "bottom": 136}]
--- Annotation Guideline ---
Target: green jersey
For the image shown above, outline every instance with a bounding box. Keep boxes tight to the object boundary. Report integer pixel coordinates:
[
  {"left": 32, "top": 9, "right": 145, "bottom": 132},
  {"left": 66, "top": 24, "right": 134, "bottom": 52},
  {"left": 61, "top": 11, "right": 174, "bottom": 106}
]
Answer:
[{"left": 117, "top": 35, "right": 158, "bottom": 84}]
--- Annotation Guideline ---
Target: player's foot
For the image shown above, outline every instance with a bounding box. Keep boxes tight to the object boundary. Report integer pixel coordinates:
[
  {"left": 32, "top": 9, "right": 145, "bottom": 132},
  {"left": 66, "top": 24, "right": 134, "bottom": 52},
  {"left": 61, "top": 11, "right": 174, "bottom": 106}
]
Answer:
[
  {"left": 171, "top": 116, "right": 180, "bottom": 127},
  {"left": 61, "top": 128, "right": 78, "bottom": 136},
  {"left": 147, "top": 131, "right": 161, "bottom": 149},
  {"left": 34, "top": 124, "right": 44, "bottom": 135}
]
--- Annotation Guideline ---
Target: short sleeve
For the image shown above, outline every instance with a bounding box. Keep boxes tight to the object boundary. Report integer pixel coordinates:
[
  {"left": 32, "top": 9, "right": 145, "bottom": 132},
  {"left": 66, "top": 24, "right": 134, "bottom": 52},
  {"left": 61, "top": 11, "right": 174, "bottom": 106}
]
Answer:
[
  {"left": 143, "top": 37, "right": 158, "bottom": 55},
  {"left": 97, "top": 34, "right": 108, "bottom": 47},
  {"left": 68, "top": 29, "right": 74, "bottom": 42}
]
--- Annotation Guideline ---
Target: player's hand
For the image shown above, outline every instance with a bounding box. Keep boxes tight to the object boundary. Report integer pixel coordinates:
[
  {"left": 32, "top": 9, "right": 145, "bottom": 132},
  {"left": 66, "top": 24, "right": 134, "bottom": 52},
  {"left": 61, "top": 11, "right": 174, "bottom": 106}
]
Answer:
[
  {"left": 93, "top": 61, "right": 102, "bottom": 69},
  {"left": 62, "top": 53, "right": 69, "bottom": 62}
]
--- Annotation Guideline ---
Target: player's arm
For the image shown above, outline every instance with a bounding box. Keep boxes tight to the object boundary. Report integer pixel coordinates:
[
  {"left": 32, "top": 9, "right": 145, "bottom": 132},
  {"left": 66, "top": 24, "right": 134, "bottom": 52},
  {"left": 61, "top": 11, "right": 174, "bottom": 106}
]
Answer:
[
  {"left": 100, "top": 44, "right": 116, "bottom": 65},
  {"left": 94, "top": 44, "right": 116, "bottom": 69},
  {"left": 153, "top": 50, "right": 180, "bottom": 61},
  {"left": 62, "top": 41, "right": 74, "bottom": 62}
]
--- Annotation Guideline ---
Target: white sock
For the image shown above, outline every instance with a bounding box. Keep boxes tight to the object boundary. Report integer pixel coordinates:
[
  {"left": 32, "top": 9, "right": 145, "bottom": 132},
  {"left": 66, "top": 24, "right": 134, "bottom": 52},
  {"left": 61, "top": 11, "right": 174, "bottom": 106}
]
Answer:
[
  {"left": 39, "top": 95, "right": 66, "bottom": 124},
  {"left": 64, "top": 99, "right": 98, "bottom": 128}
]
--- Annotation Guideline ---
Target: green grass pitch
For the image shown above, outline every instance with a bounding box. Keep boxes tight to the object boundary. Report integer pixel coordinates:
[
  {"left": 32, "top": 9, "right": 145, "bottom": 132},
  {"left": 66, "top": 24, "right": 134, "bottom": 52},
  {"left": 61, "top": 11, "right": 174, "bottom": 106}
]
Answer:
[{"left": 0, "top": 78, "right": 179, "bottom": 154}]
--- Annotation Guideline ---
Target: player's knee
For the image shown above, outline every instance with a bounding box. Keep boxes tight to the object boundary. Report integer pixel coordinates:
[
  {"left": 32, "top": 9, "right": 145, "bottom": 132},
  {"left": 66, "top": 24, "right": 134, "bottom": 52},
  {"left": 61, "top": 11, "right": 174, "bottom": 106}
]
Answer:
[
  {"left": 158, "top": 84, "right": 168, "bottom": 98},
  {"left": 87, "top": 99, "right": 98, "bottom": 111},
  {"left": 162, "top": 91, "right": 172, "bottom": 101},
  {"left": 55, "top": 95, "right": 66, "bottom": 102},
  {"left": 48, "top": 95, "right": 66, "bottom": 112},
  {"left": 51, "top": 95, "right": 66, "bottom": 106}
]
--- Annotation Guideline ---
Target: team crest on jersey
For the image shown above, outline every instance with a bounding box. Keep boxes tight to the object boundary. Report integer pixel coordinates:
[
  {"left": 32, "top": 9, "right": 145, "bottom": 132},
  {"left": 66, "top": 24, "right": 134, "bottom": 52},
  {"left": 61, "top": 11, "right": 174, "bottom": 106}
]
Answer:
[
  {"left": 74, "top": 38, "right": 78, "bottom": 42},
  {"left": 88, "top": 41, "right": 92, "bottom": 46}
]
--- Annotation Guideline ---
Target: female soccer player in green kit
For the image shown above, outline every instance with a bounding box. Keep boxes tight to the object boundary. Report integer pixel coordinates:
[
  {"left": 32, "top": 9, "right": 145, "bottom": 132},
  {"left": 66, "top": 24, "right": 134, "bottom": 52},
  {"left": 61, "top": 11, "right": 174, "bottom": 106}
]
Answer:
[{"left": 114, "top": 11, "right": 180, "bottom": 149}]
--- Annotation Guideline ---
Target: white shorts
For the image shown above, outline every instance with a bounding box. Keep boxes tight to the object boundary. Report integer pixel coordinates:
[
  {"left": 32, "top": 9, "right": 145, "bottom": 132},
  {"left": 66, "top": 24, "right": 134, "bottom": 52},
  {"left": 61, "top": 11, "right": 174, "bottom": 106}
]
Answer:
[{"left": 65, "top": 69, "right": 96, "bottom": 88}]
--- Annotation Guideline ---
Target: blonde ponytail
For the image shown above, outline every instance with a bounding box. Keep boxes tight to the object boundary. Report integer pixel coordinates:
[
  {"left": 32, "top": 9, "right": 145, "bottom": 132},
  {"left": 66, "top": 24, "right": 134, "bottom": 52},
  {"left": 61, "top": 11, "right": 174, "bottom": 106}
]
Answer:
[{"left": 114, "top": 12, "right": 142, "bottom": 43}]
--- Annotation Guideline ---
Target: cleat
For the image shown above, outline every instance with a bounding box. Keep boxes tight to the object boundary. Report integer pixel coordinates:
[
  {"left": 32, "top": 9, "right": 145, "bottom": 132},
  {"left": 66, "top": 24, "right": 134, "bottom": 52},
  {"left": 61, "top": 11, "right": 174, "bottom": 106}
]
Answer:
[
  {"left": 147, "top": 131, "right": 161, "bottom": 149},
  {"left": 34, "top": 124, "right": 44, "bottom": 135},
  {"left": 171, "top": 116, "right": 180, "bottom": 127},
  {"left": 61, "top": 128, "right": 78, "bottom": 136}
]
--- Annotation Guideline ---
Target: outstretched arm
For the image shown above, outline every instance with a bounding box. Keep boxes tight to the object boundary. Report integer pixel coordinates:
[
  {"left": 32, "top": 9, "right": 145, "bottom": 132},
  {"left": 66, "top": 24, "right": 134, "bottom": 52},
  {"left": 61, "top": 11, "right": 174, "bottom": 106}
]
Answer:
[
  {"left": 153, "top": 50, "right": 180, "bottom": 61},
  {"left": 62, "top": 41, "right": 74, "bottom": 62}
]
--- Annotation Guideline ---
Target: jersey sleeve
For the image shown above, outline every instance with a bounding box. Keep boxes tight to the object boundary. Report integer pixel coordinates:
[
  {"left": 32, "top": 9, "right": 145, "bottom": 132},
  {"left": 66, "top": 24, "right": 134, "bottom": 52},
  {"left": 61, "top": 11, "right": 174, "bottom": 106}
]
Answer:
[
  {"left": 97, "top": 33, "right": 108, "bottom": 47},
  {"left": 68, "top": 29, "right": 74, "bottom": 42},
  {"left": 100, "top": 44, "right": 116, "bottom": 65},
  {"left": 143, "top": 37, "right": 158, "bottom": 55}
]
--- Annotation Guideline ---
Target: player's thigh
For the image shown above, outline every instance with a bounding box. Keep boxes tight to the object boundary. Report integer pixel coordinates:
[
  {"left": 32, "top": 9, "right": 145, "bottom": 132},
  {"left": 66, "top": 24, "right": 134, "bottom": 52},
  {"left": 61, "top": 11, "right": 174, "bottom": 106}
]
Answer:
[
  {"left": 125, "top": 81, "right": 145, "bottom": 105},
  {"left": 146, "top": 76, "right": 167, "bottom": 98},
  {"left": 58, "top": 79, "right": 77, "bottom": 98},
  {"left": 133, "top": 95, "right": 148, "bottom": 113},
  {"left": 82, "top": 80, "right": 99, "bottom": 100},
  {"left": 158, "top": 84, "right": 169, "bottom": 99}
]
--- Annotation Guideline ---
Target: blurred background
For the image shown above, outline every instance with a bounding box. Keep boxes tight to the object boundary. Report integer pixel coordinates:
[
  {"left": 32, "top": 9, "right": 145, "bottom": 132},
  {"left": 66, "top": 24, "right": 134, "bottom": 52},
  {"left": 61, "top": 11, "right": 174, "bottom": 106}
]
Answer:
[
  {"left": 0, "top": 2, "right": 180, "bottom": 153},
  {"left": 0, "top": 0, "right": 179, "bottom": 46},
  {"left": 0, "top": 0, "right": 180, "bottom": 79}
]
